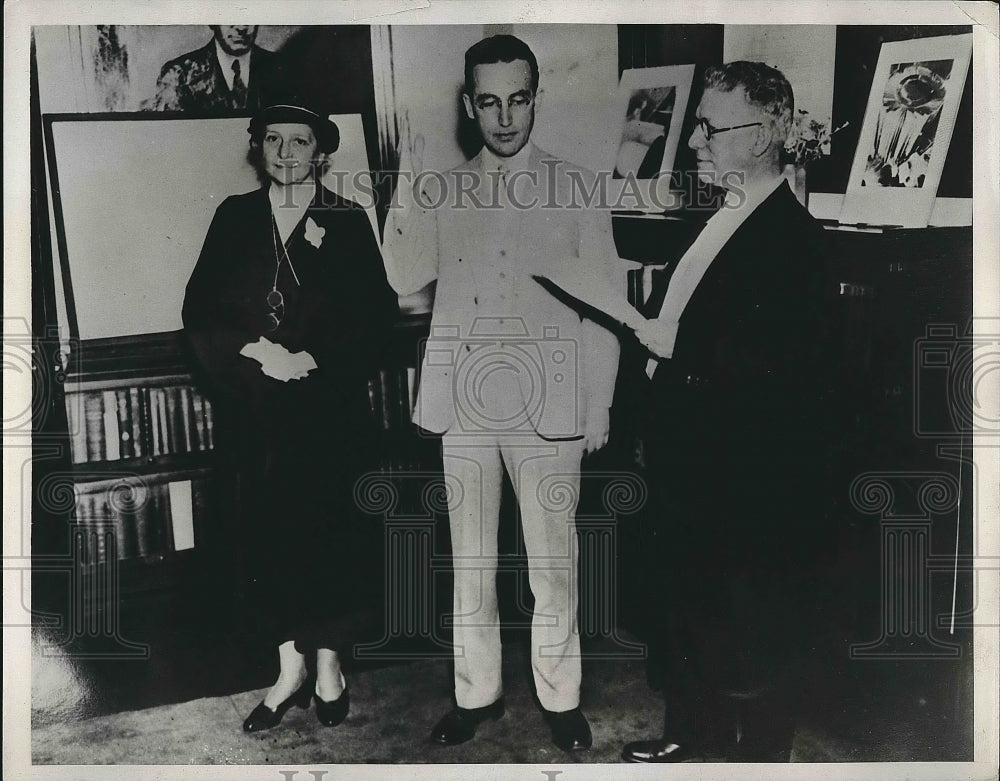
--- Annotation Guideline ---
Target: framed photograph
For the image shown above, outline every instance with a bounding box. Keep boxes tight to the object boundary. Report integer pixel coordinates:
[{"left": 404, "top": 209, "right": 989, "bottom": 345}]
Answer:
[
  {"left": 839, "top": 33, "right": 972, "bottom": 228},
  {"left": 608, "top": 64, "right": 694, "bottom": 212},
  {"left": 613, "top": 65, "right": 694, "bottom": 181}
]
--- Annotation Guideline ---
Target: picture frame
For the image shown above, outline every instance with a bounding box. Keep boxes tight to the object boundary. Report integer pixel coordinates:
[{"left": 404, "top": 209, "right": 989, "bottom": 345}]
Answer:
[
  {"left": 609, "top": 64, "right": 695, "bottom": 212},
  {"left": 839, "top": 32, "right": 972, "bottom": 228},
  {"left": 44, "top": 112, "right": 374, "bottom": 342}
]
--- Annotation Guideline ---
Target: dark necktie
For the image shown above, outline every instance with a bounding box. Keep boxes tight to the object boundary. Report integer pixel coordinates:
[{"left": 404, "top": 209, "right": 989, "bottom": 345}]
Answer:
[{"left": 231, "top": 60, "right": 248, "bottom": 107}]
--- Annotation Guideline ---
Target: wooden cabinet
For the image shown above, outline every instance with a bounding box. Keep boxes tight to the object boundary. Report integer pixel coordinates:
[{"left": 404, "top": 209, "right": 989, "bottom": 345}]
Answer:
[
  {"left": 35, "top": 319, "right": 438, "bottom": 606},
  {"left": 610, "top": 214, "right": 975, "bottom": 644}
]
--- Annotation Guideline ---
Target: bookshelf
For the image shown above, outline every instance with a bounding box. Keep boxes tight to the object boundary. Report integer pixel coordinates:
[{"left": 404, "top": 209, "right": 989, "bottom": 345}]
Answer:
[
  {"left": 611, "top": 214, "right": 974, "bottom": 642},
  {"left": 368, "top": 314, "right": 439, "bottom": 474},
  {"left": 61, "top": 332, "right": 219, "bottom": 570},
  {"left": 57, "top": 316, "right": 435, "bottom": 582}
]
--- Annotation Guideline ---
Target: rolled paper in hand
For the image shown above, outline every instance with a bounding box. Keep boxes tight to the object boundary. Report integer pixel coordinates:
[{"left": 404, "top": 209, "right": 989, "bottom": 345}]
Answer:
[{"left": 532, "top": 271, "right": 646, "bottom": 331}]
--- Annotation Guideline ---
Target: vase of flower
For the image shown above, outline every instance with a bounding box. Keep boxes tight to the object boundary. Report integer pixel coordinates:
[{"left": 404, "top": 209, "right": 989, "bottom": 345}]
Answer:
[
  {"left": 782, "top": 162, "right": 809, "bottom": 209},
  {"left": 782, "top": 110, "right": 837, "bottom": 210}
]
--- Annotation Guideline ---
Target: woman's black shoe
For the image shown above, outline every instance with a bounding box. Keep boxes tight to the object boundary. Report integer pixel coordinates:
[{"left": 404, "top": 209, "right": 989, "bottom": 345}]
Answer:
[
  {"left": 242, "top": 678, "right": 312, "bottom": 732},
  {"left": 314, "top": 682, "right": 350, "bottom": 727}
]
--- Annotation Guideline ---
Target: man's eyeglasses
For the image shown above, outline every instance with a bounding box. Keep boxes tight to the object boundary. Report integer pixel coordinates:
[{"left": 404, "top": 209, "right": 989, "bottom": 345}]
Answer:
[
  {"left": 475, "top": 93, "right": 534, "bottom": 112},
  {"left": 266, "top": 288, "right": 284, "bottom": 332},
  {"left": 695, "top": 118, "right": 763, "bottom": 141}
]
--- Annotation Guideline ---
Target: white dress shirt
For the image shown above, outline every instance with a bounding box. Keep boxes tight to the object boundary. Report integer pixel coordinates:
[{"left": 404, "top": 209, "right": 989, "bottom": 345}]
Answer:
[
  {"left": 646, "top": 175, "right": 785, "bottom": 377},
  {"left": 269, "top": 180, "right": 315, "bottom": 245},
  {"left": 474, "top": 144, "right": 533, "bottom": 318},
  {"left": 214, "top": 41, "right": 251, "bottom": 91}
]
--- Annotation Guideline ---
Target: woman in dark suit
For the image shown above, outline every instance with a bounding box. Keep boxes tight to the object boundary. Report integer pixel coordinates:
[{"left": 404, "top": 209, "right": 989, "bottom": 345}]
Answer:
[{"left": 182, "top": 99, "right": 398, "bottom": 732}]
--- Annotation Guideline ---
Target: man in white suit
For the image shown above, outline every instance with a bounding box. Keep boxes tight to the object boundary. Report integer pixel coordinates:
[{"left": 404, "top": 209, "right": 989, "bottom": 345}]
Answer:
[{"left": 383, "top": 34, "right": 621, "bottom": 752}]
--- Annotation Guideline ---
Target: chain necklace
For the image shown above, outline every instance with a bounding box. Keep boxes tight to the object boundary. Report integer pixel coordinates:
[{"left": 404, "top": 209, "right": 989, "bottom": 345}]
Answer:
[{"left": 270, "top": 213, "right": 302, "bottom": 291}]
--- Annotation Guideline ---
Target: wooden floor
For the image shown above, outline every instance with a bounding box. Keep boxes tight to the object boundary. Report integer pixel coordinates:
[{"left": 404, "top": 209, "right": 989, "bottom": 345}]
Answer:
[{"left": 26, "top": 568, "right": 976, "bottom": 766}]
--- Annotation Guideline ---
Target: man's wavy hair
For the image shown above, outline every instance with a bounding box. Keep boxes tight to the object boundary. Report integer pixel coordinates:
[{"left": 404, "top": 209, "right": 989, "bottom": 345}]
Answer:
[
  {"left": 464, "top": 34, "right": 540, "bottom": 96},
  {"left": 703, "top": 61, "right": 794, "bottom": 145}
]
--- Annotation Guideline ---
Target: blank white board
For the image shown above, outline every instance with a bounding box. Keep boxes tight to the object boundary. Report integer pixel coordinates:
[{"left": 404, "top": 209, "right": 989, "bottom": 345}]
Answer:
[{"left": 48, "top": 114, "right": 374, "bottom": 340}]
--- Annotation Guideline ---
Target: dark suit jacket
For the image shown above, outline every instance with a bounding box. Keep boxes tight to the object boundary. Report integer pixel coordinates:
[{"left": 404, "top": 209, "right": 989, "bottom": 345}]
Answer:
[
  {"left": 151, "top": 41, "right": 277, "bottom": 112},
  {"left": 182, "top": 185, "right": 399, "bottom": 449},
  {"left": 644, "top": 180, "right": 837, "bottom": 566}
]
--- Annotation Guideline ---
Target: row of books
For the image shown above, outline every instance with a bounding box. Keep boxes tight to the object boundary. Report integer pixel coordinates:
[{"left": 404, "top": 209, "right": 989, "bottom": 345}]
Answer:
[
  {"left": 72, "top": 478, "right": 204, "bottom": 564},
  {"left": 65, "top": 385, "right": 215, "bottom": 464},
  {"left": 65, "top": 369, "right": 422, "bottom": 466},
  {"left": 368, "top": 367, "right": 418, "bottom": 432}
]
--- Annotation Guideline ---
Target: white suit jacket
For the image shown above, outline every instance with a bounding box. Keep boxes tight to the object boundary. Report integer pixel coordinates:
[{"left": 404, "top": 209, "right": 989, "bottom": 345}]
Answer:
[{"left": 384, "top": 144, "right": 622, "bottom": 439}]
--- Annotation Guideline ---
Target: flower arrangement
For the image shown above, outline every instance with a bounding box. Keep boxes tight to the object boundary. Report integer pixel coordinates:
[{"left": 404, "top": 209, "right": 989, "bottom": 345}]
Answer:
[{"left": 783, "top": 110, "right": 833, "bottom": 168}]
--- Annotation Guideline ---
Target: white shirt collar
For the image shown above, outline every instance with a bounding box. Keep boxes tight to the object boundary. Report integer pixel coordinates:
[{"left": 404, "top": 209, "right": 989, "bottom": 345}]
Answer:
[
  {"left": 269, "top": 180, "right": 316, "bottom": 212},
  {"left": 480, "top": 142, "right": 534, "bottom": 175},
  {"left": 214, "top": 41, "right": 251, "bottom": 90},
  {"left": 269, "top": 180, "right": 316, "bottom": 244}
]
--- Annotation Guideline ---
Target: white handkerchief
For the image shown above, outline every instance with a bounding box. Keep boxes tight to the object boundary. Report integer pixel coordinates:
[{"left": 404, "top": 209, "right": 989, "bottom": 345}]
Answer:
[{"left": 240, "top": 338, "right": 316, "bottom": 381}]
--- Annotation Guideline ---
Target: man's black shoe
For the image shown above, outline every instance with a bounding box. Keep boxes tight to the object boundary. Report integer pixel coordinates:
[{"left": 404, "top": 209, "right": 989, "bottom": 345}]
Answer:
[
  {"left": 543, "top": 707, "right": 593, "bottom": 752},
  {"left": 621, "top": 738, "right": 699, "bottom": 763},
  {"left": 429, "top": 699, "right": 505, "bottom": 745}
]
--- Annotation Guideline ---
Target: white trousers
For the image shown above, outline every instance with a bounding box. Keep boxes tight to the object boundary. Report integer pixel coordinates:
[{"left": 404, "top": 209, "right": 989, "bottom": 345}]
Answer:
[{"left": 442, "top": 430, "right": 585, "bottom": 712}]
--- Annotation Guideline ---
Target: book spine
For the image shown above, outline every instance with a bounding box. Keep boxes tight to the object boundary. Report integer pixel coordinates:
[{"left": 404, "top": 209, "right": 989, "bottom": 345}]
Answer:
[
  {"left": 73, "top": 489, "right": 92, "bottom": 563},
  {"left": 396, "top": 369, "right": 410, "bottom": 426},
  {"left": 379, "top": 369, "right": 394, "bottom": 430},
  {"left": 164, "top": 387, "right": 182, "bottom": 455},
  {"left": 116, "top": 483, "right": 140, "bottom": 560},
  {"left": 406, "top": 366, "right": 418, "bottom": 421},
  {"left": 134, "top": 481, "right": 153, "bottom": 558},
  {"left": 83, "top": 393, "right": 105, "bottom": 462},
  {"left": 190, "top": 389, "right": 208, "bottom": 451},
  {"left": 368, "top": 377, "right": 378, "bottom": 419},
  {"left": 91, "top": 487, "right": 111, "bottom": 564},
  {"left": 191, "top": 477, "right": 210, "bottom": 525},
  {"left": 129, "top": 388, "right": 145, "bottom": 459},
  {"left": 117, "top": 389, "right": 134, "bottom": 460},
  {"left": 179, "top": 387, "right": 196, "bottom": 453},
  {"left": 158, "top": 482, "right": 174, "bottom": 552},
  {"left": 66, "top": 395, "right": 88, "bottom": 464},
  {"left": 150, "top": 388, "right": 164, "bottom": 457},
  {"left": 168, "top": 480, "right": 196, "bottom": 552},
  {"left": 203, "top": 397, "right": 215, "bottom": 450},
  {"left": 142, "top": 482, "right": 171, "bottom": 557},
  {"left": 102, "top": 391, "right": 120, "bottom": 461}
]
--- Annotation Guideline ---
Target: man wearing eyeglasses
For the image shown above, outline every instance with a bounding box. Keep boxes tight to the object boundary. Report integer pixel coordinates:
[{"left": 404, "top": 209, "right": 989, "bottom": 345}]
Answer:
[
  {"left": 383, "top": 34, "right": 621, "bottom": 753},
  {"left": 622, "top": 62, "right": 836, "bottom": 763}
]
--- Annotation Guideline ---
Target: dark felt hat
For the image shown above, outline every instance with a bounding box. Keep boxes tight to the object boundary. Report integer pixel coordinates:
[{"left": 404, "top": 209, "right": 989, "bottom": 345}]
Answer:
[{"left": 249, "top": 101, "right": 340, "bottom": 153}]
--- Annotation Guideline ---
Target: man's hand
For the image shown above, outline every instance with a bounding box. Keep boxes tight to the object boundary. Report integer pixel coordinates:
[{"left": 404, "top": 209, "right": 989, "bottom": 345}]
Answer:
[
  {"left": 635, "top": 319, "right": 679, "bottom": 360},
  {"left": 392, "top": 110, "right": 427, "bottom": 218},
  {"left": 382, "top": 111, "right": 438, "bottom": 295},
  {"left": 583, "top": 405, "right": 611, "bottom": 455}
]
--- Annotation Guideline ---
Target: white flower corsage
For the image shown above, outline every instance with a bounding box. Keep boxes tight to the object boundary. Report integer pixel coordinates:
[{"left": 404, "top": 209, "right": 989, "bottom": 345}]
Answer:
[{"left": 304, "top": 217, "right": 326, "bottom": 248}]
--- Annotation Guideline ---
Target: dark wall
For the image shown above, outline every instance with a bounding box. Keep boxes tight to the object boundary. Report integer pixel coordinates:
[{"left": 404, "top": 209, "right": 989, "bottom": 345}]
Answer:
[
  {"left": 618, "top": 24, "right": 973, "bottom": 198},
  {"left": 617, "top": 25, "right": 724, "bottom": 184},
  {"left": 275, "top": 26, "right": 380, "bottom": 179}
]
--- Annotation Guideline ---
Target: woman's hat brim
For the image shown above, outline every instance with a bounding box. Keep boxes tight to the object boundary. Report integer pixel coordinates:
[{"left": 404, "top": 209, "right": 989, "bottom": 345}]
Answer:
[{"left": 249, "top": 104, "right": 340, "bottom": 153}]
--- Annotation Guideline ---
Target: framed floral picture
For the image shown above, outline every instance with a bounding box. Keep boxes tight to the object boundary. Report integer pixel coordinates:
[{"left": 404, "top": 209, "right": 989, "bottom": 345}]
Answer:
[
  {"left": 839, "top": 33, "right": 972, "bottom": 228},
  {"left": 608, "top": 64, "right": 695, "bottom": 212}
]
